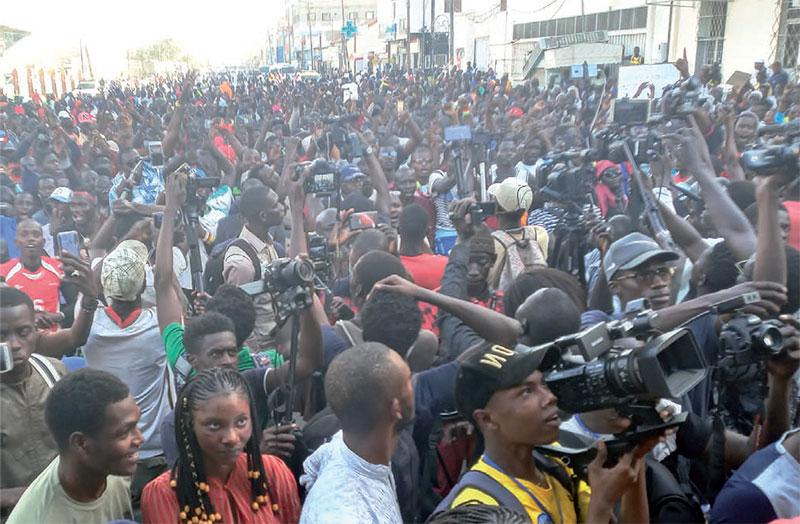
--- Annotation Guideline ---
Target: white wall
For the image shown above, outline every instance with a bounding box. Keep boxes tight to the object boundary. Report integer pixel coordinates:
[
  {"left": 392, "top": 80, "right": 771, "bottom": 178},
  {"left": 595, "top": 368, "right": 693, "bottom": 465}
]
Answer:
[{"left": 721, "top": 0, "right": 777, "bottom": 77}]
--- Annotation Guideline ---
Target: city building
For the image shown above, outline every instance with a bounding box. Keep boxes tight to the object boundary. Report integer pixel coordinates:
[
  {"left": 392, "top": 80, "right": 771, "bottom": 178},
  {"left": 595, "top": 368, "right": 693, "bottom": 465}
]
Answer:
[{"left": 276, "top": 0, "right": 379, "bottom": 72}]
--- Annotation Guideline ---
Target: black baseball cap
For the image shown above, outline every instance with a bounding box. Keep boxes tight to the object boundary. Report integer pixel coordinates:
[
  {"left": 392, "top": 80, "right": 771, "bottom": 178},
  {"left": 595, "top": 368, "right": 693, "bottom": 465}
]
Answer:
[
  {"left": 603, "top": 232, "right": 680, "bottom": 282},
  {"left": 455, "top": 341, "right": 560, "bottom": 425}
]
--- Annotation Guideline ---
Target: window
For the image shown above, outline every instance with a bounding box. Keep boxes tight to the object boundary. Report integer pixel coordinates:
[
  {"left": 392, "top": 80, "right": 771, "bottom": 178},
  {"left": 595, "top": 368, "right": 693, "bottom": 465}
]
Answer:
[
  {"left": 584, "top": 13, "right": 597, "bottom": 32},
  {"left": 308, "top": 12, "right": 316, "bottom": 21},
  {"left": 596, "top": 11, "right": 608, "bottom": 31},
  {"left": 545, "top": 19, "right": 557, "bottom": 36},
  {"left": 500, "top": 0, "right": 507, "bottom": 11},
  {"left": 514, "top": 25, "right": 522, "bottom": 39},
  {"left": 349, "top": 12, "right": 359, "bottom": 22},
  {"left": 620, "top": 8, "right": 633, "bottom": 30},
  {"left": 400, "top": 18, "right": 407, "bottom": 31},
  {"left": 445, "top": 0, "right": 462, "bottom": 12},
  {"left": 322, "top": 12, "right": 330, "bottom": 21},
  {"left": 608, "top": 10, "right": 620, "bottom": 31},
  {"left": 556, "top": 17, "right": 570, "bottom": 35},
  {"left": 530, "top": 21, "right": 540, "bottom": 38},
  {"left": 633, "top": 7, "right": 647, "bottom": 29},
  {"left": 696, "top": 0, "right": 727, "bottom": 68},
  {"left": 365, "top": 11, "right": 375, "bottom": 20}
]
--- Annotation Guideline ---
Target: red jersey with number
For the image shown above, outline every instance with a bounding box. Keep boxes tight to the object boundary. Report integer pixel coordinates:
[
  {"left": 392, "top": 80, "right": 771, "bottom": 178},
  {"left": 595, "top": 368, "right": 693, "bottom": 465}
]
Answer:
[{"left": 0, "top": 257, "right": 63, "bottom": 313}]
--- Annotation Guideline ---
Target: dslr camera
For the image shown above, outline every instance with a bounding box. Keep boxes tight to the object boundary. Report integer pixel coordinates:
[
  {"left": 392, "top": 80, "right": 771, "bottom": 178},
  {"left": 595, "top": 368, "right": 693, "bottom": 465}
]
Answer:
[
  {"left": 239, "top": 258, "right": 316, "bottom": 324},
  {"left": 715, "top": 292, "right": 786, "bottom": 368}
]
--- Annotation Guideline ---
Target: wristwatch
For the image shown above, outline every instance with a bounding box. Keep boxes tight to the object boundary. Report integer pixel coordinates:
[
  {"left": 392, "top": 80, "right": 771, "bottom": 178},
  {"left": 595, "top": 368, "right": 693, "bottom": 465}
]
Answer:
[{"left": 365, "top": 145, "right": 375, "bottom": 156}]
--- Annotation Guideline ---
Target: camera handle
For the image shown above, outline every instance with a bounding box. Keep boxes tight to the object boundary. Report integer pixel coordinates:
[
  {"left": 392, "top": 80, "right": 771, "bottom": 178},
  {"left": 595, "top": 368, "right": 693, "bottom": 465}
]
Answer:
[
  {"left": 618, "top": 141, "right": 680, "bottom": 253},
  {"left": 268, "top": 310, "right": 301, "bottom": 425},
  {"left": 181, "top": 205, "right": 205, "bottom": 295}
]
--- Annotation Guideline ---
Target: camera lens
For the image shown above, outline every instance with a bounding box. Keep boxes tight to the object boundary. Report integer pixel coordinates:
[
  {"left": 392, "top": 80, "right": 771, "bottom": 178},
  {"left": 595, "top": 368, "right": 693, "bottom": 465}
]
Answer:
[
  {"left": 605, "top": 352, "right": 645, "bottom": 397},
  {"left": 752, "top": 324, "right": 783, "bottom": 355},
  {"left": 280, "top": 259, "right": 314, "bottom": 285}
]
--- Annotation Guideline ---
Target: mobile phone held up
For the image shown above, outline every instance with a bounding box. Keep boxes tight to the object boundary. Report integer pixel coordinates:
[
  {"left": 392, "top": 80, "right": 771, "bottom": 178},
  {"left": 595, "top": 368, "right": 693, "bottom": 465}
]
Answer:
[
  {"left": 0, "top": 343, "right": 13, "bottom": 374},
  {"left": 147, "top": 141, "right": 164, "bottom": 168},
  {"left": 349, "top": 211, "right": 378, "bottom": 231},
  {"left": 56, "top": 231, "right": 81, "bottom": 258}
]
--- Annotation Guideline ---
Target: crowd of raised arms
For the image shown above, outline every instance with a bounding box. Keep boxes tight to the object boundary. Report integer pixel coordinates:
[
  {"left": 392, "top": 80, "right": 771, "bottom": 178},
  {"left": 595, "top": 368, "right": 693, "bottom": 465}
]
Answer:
[{"left": 0, "top": 56, "right": 799, "bottom": 524}]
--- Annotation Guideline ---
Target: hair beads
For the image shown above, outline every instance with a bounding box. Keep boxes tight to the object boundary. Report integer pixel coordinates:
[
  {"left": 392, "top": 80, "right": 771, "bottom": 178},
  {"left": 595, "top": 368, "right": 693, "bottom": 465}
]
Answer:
[{"left": 171, "top": 369, "right": 275, "bottom": 523}]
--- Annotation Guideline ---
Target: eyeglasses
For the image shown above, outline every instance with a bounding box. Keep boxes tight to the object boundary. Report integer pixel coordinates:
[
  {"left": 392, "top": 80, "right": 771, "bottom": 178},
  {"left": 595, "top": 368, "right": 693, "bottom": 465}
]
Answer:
[{"left": 613, "top": 266, "right": 676, "bottom": 284}]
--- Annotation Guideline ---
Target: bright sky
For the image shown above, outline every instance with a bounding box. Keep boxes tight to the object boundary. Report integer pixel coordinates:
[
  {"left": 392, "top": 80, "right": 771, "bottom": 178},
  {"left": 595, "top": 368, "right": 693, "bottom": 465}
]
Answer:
[{"left": 1, "top": 0, "right": 285, "bottom": 78}]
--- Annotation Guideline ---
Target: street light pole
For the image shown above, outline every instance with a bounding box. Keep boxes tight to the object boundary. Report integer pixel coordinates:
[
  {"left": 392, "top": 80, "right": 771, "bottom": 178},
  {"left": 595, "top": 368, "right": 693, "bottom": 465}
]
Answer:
[
  {"left": 449, "top": 0, "right": 454, "bottom": 65},
  {"left": 406, "top": 0, "right": 411, "bottom": 70},
  {"left": 307, "top": 1, "right": 314, "bottom": 70}
]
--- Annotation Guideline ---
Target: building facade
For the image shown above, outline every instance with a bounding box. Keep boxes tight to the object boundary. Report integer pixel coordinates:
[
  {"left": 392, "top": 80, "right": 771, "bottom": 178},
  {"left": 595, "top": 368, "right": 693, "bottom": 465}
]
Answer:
[{"left": 277, "top": 0, "right": 793, "bottom": 83}]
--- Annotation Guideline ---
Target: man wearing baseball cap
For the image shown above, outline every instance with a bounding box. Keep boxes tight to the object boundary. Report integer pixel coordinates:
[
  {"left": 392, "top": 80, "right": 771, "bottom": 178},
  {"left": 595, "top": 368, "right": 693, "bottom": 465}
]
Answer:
[
  {"left": 603, "top": 232, "right": 680, "bottom": 312},
  {"left": 487, "top": 177, "right": 549, "bottom": 291},
  {"left": 433, "top": 342, "right": 650, "bottom": 523},
  {"left": 83, "top": 239, "right": 173, "bottom": 509}
]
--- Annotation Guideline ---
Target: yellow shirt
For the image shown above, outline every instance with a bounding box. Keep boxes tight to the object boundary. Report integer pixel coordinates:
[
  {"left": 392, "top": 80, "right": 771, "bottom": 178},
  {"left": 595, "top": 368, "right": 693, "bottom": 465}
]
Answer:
[{"left": 450, "top": 456, "right": 591, "bottom": 524}]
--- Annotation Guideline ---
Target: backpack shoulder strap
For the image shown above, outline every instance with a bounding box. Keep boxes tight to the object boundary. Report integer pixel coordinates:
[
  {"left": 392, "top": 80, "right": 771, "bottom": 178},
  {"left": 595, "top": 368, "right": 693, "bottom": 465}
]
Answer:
[
  {"left": 431, "top": 469, "right": 528, "bottom": 521},
  {"left": 29, "top": 354, "right": 62, "bottom": 389},
  {"left": 533, "top": 451, "right": 580, "bottom": 519},
  {"left": 336, "top": 320, "right": 362, "bottom": 347},
  {"left": 227, "top": 238, "right": 262, "bottom": 281}
]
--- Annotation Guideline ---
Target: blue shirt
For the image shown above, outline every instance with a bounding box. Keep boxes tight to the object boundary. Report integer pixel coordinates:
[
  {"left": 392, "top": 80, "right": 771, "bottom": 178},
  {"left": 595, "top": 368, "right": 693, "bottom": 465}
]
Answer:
[
  {"left": 0, "top": 216, "right": 19, "bottom": 259},
  {"left": 711, "top": 428, "right": 800, "bottom": 523}
]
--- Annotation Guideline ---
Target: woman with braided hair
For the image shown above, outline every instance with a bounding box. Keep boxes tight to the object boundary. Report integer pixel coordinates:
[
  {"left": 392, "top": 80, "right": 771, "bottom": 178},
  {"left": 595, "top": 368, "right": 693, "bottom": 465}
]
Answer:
[{"left": 140, "top": 368, "right": 300, "bottom": 523}]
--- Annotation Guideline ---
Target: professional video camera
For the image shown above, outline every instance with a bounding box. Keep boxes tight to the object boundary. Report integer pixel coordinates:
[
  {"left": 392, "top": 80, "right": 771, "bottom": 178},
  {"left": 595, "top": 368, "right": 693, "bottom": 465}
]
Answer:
[
  {"left": 660, "top": 76, "right": 703, "bottom": 117},
  {"left": 239, "top": 257, "right": 315, "bottom": 325},
  {"left": 715, "top": 292, "right": 786, "bottom": 369},
  {"left": 593, "top": 126, "right": 662, "bottom": 166},
  {"left": 537, "top": 149, "right": 598, "bottom": 204},
  {"left": 523, "top": 301, "right": 707, "bottom": 440},
  {"left": 296, "top": 159, "right": 340, "bottom": 196},
  {"left": 307, "top": 233, "right": 334, "bottom": 284},
  {"left": 741, "top": 121, "right": 800, "bottom": 175}
]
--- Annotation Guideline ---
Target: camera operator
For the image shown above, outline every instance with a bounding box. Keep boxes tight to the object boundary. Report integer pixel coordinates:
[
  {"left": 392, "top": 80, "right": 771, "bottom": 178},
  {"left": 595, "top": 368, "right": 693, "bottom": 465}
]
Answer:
[
  {"left": 154, "top": 169, "right": 322, "bottom": 386},
  {"left": 431, "top": 341, "right": 656, "bottom": 523}
]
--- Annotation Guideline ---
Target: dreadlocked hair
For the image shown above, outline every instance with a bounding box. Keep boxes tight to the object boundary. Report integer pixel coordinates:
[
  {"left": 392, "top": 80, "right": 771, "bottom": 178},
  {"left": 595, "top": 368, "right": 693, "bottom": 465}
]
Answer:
[{"left": 171, "top": 368, "right": 273, "bottom": 524}]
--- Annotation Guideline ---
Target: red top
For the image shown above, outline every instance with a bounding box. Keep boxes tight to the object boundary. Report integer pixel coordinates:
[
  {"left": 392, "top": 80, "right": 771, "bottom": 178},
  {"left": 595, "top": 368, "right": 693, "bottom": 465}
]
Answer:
[
  {"left": 0, "top": 257, "right": 63, "bottom": 314},
  {"left": 400, "top": 253, "right": 449, "bottom": 291},
  {"left": 141, "top": 454, "right": 300, "bottom": 524}
]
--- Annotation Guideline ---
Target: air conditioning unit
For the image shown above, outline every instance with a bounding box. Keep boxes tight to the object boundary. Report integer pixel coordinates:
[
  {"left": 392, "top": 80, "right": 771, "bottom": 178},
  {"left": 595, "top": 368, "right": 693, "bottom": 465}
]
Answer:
[{"left": 657, "top": 42, "right": 668, "bottom": 63}]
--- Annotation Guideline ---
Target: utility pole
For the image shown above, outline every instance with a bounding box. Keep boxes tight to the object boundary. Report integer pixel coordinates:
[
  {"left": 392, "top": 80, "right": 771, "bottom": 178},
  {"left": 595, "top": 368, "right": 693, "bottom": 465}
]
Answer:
[
  {"left": 430, "top": 0, "right": 435, "bottom": 68},
  {"left": 307, "top": 1, "right": 313, "bottom": 70},
  {"left": 341, "top": 0, "right": 350, "bottom": 73},
  {"left": 449, "top": 0, "right": 454, "bottom": 65},
  {"left": 406, "top": 0, "right": 411, "bottom": 70}
]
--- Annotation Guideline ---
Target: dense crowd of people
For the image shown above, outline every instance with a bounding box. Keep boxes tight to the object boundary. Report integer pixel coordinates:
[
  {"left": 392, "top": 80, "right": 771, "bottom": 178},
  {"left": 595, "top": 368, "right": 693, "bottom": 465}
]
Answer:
[{"left": 0, "top": 55, "right": 799, "bottom": 524}]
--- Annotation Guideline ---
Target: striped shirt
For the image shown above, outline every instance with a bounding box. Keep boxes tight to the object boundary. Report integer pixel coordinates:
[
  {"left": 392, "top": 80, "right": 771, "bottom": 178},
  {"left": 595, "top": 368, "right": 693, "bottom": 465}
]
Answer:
[{"left": 141, "top": 453, "right": 300, "bottom": 524}]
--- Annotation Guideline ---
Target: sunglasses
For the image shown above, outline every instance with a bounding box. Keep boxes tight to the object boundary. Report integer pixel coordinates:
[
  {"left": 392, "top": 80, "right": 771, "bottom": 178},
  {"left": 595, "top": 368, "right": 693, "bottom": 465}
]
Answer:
[{"left": 613, "top": 265, "right": 675, "bottom": 284}]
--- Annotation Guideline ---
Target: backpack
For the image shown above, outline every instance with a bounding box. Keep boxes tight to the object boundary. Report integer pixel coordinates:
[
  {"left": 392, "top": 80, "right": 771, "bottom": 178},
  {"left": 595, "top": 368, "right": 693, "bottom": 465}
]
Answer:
[
  {"left": 429, "top": 452, "right": 579, "bottom": 522},
  {"left": 202, "top": 238, "right": 262, "bottom": 296},
  {"left": 492, "top": 228, "right": 547, "bottom": 290},
  {"left": 28, "top": 354, "right": 63, "bottom": 388}
]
